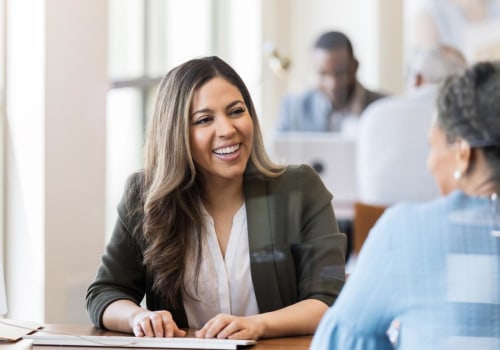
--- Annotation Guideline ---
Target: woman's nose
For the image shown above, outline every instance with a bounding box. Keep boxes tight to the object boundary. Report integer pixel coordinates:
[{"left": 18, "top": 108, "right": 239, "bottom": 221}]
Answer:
[{"left": 215, "top": 115, "right": 236, "bottom": 137}]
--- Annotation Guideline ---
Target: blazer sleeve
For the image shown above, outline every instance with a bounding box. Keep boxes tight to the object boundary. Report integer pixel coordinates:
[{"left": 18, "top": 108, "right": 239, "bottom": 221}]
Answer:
[
  {"left": 86, "top": 173, "right": 147, "bottom": 329},
  {"left": 247, "top": 164, "right": 346, "bottom": 311},
  {"left": 292, "top": 165, "right": 346, "bottom": 305}
]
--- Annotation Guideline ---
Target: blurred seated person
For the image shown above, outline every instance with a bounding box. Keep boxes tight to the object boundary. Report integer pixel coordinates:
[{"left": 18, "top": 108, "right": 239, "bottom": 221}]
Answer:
[
  {"left": 311, "top": 61, "right": 500, "bottom": 349},
  {"left": 276, "top": 31, "right": 386, "bottom": 134},
  {"left": 410, "top": 0, "right": 500, "bottom": 58},
  {"left": 357, "top": 45, "right": 467, "bottom": 206}
]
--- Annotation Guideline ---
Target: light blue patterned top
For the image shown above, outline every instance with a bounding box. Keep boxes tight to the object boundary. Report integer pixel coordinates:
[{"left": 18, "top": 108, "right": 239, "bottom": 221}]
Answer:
[{"left": 311, "top": 190, "right": 500, "bottom": 350}]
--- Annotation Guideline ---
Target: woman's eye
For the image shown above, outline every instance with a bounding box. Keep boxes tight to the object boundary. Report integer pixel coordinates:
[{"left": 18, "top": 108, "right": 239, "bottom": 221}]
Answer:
[
  {"left": 230, "top": 108, "right": 245, "bottom": 116},
  {"left": 194, "top": 116, "right": 213, "bottom": 125}
]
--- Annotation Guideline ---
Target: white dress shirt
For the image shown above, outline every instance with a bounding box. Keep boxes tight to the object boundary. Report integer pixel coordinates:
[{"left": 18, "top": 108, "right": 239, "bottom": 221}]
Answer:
[{"left": 182, "top": 204, "right": 259, "bottom": 329}]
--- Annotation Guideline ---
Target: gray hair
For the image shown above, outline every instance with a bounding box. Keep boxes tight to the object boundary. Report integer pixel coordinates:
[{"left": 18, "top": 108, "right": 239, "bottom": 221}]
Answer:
[
  {"left": 409, "top": 45, "right": 467, "bottom": 84},
  {"left": 436, "top": 61, "right": 500, "bottom": 182}
]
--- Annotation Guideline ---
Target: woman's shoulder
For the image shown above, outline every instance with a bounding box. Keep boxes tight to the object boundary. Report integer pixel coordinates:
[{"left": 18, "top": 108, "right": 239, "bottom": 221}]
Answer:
[
  {"left": 385, "top": 191, "right": 460, "bottom": 218},
  {"left": 270, "top": 164, "right": 324, "bottom": 186},
  {"left": 283, "top": 163, "right": 316, "bottom": 175},
  {"left": 124, "top": 170, "right": 144, "bottom": 197},
  {"left": 259, "top": 164, "right": 332, "bottom": 199},
  {"left": 118, "top": 171, "right": 145, "bottom": 217},
  {"left": 124, "top": 171, "right": 145, "bottom": 191},
  {"left": 381, "top": 196, "right": 441, "bottom": 222},
  {"left": 373, "top": 192, "right": 461, "bottom": 238}
]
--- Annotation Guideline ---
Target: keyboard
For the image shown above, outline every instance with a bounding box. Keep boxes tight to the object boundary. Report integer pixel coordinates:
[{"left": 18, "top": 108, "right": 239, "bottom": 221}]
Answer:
[{"left": 24, "top": 333, "right": 256, "bottom": 349}]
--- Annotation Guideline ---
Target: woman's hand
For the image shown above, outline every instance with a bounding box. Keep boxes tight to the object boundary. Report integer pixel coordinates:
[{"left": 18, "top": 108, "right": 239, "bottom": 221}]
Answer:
[
  {"left": 195, "top": 313, "right": 264, "bottom": 340},
  {"left": 195, "top": 300, "right": 328, "bottom": 340},
  {"left": 130, "top": 310, "right": 186, "bottom": 338}
]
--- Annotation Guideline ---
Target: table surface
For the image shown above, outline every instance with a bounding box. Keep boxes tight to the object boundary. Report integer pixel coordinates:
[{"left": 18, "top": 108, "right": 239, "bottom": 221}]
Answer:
[{"left": 2, "top": 324, "right": 312, "bottom": 350}]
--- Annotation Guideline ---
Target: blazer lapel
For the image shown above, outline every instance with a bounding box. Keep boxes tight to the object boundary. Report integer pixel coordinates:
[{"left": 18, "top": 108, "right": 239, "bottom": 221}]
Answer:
[{"left": 243, "top": 172, "right": 284, "bottom": 312}]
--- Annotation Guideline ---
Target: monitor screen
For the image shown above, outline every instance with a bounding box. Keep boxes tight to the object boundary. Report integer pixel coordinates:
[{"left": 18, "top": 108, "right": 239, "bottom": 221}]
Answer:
[{"left": 272, "top": 131, "right": 358, "bottom": 203}]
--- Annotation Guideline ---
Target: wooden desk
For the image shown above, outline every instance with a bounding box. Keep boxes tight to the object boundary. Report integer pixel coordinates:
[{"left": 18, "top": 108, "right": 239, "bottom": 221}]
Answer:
[{"left": 2, "top": 324, "right": 312, "bottom": 350}]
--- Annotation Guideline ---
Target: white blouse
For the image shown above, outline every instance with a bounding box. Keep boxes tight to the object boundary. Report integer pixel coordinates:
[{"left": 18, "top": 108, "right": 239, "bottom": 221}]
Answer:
[{"left": 182, "top": 204, "right": 260, "bottom": 329}]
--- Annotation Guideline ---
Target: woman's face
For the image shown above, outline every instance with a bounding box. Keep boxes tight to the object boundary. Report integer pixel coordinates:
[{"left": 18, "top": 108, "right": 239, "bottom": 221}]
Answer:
[
  {"left": 427, "top": 122, "right": 458, "bottom": 195},
  {"left": 189, "top": 77, "right": 254, "bottom": 183}
]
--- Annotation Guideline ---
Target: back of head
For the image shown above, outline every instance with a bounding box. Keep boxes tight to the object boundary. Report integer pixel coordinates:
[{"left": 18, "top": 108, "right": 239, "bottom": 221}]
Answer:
[
  {"left": 314, "top": 31, "right": 354, "bottom": 57},
  {"left": 436, "top": 61, "right": 500, "bottom": 182},
  {"left": 410, "top": 45, "right": 467, "bottom": 85}
]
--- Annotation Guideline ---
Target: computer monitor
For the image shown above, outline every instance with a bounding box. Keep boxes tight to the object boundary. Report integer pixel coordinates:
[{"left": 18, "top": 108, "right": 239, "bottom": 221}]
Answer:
[{"left": 271, "top": 132, "right": 358, "bottom": 218}]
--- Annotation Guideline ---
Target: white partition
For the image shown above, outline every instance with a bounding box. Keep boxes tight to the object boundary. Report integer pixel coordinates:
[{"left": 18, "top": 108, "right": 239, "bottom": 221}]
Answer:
[{"left": 0, "top": 262, "right": 6, "bottom": 316}]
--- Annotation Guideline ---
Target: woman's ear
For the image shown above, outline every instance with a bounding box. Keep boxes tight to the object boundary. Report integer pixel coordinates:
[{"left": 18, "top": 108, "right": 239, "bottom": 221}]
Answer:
[{"left": 455, "top": 139, "right": 472, "bottom": 175}]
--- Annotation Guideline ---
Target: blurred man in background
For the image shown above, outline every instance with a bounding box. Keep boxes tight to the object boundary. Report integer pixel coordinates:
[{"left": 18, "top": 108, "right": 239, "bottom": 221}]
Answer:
[{"left": 276, "top": 31, "right": 386, "bottom": 134}]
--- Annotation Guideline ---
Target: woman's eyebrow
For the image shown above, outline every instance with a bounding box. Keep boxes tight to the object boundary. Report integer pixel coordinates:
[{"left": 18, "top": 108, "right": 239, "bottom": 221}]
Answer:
[
  {"left": 191, "top": 100, "right": 244, "bottom": 117},
  {"left": 226, "top": 100, "right": 245, "bottom": 109},
  {"left": 191, "top": 107, "right": 213, "bottom": 118}
]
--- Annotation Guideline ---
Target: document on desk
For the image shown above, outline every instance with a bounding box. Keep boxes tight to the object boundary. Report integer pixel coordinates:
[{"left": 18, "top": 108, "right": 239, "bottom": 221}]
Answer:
[
  {"left": 24, "top": 334, "right": 256, "bottom": 349},
  {"left": 0, "top": 319, "right": 43, "bottom": 342}
]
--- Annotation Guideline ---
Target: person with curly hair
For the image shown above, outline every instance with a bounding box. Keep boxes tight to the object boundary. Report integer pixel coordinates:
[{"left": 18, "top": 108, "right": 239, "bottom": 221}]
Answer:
[
  {"left": 312, "top": 61, "right": 500, "bottom": 349},
  {"left": 86, "top": 56, "right": 346, "bottom": 340}
]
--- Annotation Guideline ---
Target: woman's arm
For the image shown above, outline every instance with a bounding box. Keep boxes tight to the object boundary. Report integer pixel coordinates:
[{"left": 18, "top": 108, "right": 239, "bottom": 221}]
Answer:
[
  {"left": 253, "top": 298, "right": 328, "bottom": 337},
  {"left": 195, "top": 299, "right": 328, "bottom": 340},
  {"left": 310, "top": 206, "right": 405, "bottom": 349},
  {"left": 86, "top": 173, "right": 149, "bottom": 330}
]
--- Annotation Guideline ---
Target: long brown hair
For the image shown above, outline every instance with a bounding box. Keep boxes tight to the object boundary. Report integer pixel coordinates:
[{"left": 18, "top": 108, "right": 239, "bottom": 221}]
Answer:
[{"left": 140, "top": 56, "right": 284, "bottom": 307}]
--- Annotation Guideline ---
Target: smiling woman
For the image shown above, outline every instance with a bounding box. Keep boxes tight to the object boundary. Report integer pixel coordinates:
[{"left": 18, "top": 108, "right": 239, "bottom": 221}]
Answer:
[{"left": 86, "top": 56, "right": 346, "bottom": 341}]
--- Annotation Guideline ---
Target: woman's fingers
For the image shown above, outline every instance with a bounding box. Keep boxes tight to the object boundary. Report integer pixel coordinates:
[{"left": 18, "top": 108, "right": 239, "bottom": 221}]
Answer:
[{"left": 132, "top": 310, "right": 185, "bottom": 338}]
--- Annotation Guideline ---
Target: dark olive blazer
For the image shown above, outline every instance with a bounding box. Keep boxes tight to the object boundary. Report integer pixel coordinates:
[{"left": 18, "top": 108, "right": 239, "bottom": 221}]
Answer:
[{"left": 86, "top": 164, "right": 346, "bottom": 329}]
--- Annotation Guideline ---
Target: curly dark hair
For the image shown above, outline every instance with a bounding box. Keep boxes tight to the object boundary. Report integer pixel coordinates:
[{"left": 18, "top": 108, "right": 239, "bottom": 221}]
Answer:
[{"left": 436, "top": 61, "right": 500, "bottom": 183}]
